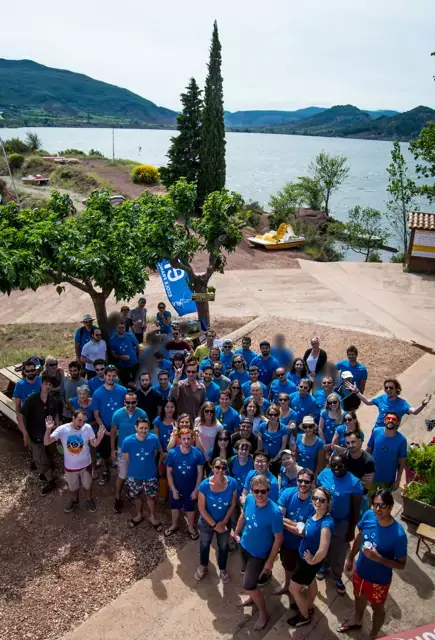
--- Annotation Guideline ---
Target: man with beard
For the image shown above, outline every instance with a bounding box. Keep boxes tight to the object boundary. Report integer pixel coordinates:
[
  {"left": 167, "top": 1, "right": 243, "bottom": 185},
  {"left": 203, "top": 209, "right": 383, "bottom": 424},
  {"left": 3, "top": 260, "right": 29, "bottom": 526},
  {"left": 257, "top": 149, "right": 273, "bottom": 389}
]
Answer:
[
  {"left": 231, "top": 417, "right": 260, "bottom": 452},
  {"left": 202, "top": 365, "right": 221, "bottom": 404},
  {"left": 136, "top": 372, "right": 162, "bottom": 424},
  {"left": 171, "top": 358, "right": 206, "bottom": 421},
  {"left": 212, "top": 361, "right": 231, "bottom": 391},
  {"left": 62, "top": 361, "right": 87, "bottom": 423},
  {"left": 251, "top": 341, "right": 279, "bottom": 387},
  {"left": 14, "top": 359, "right": 42, "bottom": 434},
  {"left": 366, "top": 412, "right": 407, "bottom": 493}
]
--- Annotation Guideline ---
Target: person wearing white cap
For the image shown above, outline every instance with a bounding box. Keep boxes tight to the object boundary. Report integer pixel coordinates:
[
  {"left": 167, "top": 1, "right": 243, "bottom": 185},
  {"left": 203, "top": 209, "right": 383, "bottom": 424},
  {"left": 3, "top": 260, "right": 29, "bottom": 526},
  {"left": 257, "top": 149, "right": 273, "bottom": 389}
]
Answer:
[
  {"left": 335, "top": 371, "right": 361, "bottom": 412},
  {"left": 74, "top": 313, "right": 96, "bottom": 362}
]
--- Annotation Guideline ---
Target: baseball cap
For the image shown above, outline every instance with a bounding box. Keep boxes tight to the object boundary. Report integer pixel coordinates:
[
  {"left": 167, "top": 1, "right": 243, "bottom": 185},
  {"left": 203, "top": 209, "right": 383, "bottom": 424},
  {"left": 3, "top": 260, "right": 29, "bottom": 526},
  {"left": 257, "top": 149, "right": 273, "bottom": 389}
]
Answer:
[
  {"left": 222, "top": 339, "right": 233, "bottom": 347},
  {"left": 341, "top": 371, "right": 353, "bottom": 380},
  {"left": 240, "top": 416, "right": 254, "bottom": 426},
  {"left": 138, "top": 297, "right": 146, "bottom": 303},
  {"left": 280, "top": 449, "right": 293, "bottom": 458},
  {"left": 82, "top": 313, "right": 94, "bottom": 322},
  {"left": 259, "top": 340, "right": 270, "bottom": 347}
]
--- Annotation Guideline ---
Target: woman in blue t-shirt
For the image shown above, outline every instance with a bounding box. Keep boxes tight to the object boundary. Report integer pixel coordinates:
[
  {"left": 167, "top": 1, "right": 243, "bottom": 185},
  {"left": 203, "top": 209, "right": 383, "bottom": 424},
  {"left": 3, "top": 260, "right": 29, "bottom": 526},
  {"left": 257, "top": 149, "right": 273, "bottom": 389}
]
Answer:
[
  {"left": 295, "top": 416, "right": 325, "bottom": 476},
  {"left": 338, "top": 489, "right": 407, "bottom": 638},
  {"left": 196, "top": 457, "right": 238, "bottom": 584},
  {"left": 288, "top": 487, "right": 334, "bottom": 628},
  {"left": 155, "top": 302, "right": 172, "bottom": 335},
  {"left": 318, "top": 392, "right": 343, "bottom": 451},
  {"left": 332, "top": 411, "right": 364, "bottom": 455},
  {"left": 208, "top": 430, "right": 234, "bottom": 471},
  {"left": 153, "top": 397, "right": 178, "bottom": 453},
  {"left": 279, "top": 449, "right": 302, "bottom": 494},
  {"left": 288, "top": 358, "right": 309, "bottom": 386},
  {"left": 258, "top": 405, "right": 289, "bottom": 476}
]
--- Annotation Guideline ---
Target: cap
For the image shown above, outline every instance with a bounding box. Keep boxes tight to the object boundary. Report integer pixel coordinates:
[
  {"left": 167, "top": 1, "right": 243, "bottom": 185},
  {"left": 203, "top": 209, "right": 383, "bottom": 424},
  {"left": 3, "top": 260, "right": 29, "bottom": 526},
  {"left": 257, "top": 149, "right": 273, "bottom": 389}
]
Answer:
[
  {"left": 240, "top": 416, "right": 253, "bottom": 426},
  {"left": 280, "top": 449, "right": 293, "bottom": 458},
  {"left": 302, "top": 415, "right": 316, "bottom": 425},
  {"left": 222, "top": 339, "right": 233, "bottom": 347},
  {"left": 259, "top": 340, "right": 270, "bottom": 347},
  {"left": 341, "top": 371, "right": 353, "bottom": 380},
  {"left": 138, "top": 297, "right": 146, "bottom": 303},
  {"left": 82, "top": 313, "right": 94, "bottom": 322}
]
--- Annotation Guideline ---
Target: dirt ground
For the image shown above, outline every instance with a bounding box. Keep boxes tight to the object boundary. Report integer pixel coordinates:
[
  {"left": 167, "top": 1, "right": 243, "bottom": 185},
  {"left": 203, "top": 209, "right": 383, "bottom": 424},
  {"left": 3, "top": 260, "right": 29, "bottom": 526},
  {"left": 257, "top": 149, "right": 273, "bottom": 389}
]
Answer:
[{"left": 237, "top": 318, "right": 424, "bottom": 397}]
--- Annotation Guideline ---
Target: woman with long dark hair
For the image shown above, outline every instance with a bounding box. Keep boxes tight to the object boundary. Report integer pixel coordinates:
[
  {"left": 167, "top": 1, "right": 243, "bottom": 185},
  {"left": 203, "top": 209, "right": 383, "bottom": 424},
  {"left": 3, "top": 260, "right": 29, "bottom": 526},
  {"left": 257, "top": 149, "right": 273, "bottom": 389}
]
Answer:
[
  {"left": 332, "top": 411, "right": 364, "bottom": 455},
  {"left": 209, "top": 429, "right": 234, "bottom": 463},
  {"left": 288, "top": 358, "right": 309, "bottom": 386},
  {"left": 229, "top": 380, "right": 245, "bottom": 411}
]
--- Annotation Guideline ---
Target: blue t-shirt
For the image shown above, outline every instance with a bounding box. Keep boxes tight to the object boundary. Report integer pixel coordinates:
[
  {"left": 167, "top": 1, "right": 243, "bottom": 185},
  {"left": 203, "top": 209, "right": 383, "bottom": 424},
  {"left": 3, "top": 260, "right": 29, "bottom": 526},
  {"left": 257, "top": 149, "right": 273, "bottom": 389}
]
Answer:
[
  {"left": 242, "top": 379, "right": 268, "bottom": 398},
  {"left": 109, "top": 332, "right": 139, "bottom": 368},
  {"left": 215, "top": 405, "right": 240, "bottom": 433},
  {"left": 112, "top": 407, "right": 147, "bottom": 448},
  {"left": 88, "top": 375, "right": 105, "bottom": 396},
  {"left": 279, "top": 467, "right": 298, "bottom": 493},
  {"left": 152, "top": 417, "right": 174, "bottom": 452},
  {"left": 287, "top": 372, "right": 303, "bottom": 386},
  {"left": 258, "top": 423, "right": 288, "bottom": 458},
  {"left": 280, "top": 410, "right": 299, "bottom": 427},
  {"left": 70, "top": 397, "right": 95, "bottom": 424},
  {"left": 152, "top": 384, "right": 171, "bottom": 400},
  {"left": 121, "top": 433, "right": 160, "bottom": 480},
  {"left": 204, "top": 380, "right": 221, "bottom": 403},
  {"left": 278, "top": 487, "right": 314, "bottom": 549},
  {"left": 74, "top": 325, "right": 95, "bottom": 351},
  {"left": 229, "top": 369, "right": 250, "bottom": 385},
  {"left": 313, "top": 389, "right": 328, "bottom": 410},
  {"left": 300, "top": 513, "right": 334, "bottom": 556},
  {"left": 244, "top": 470, "right": 279, "bottom": 502},
  {"left": 13, "top": 377, "right": 42, "bottom": 403},
  {"left": 220, "top": 351, "right": 235, "bottom": 372},
  {"left": 367, "top": 428, "right": 407, "bottom": 484},
  {"left": 334, "top": 424, "right": 365, "bottom": 448},
  {"left": 320, "top": 409, "right": 341, "bottom": 445},
  {"left": 234, "top": 347, "right": 258, "bottom": 367},
  {"left": 165, "top": 445, "right": 205, "bottom": 489},
  {"left": 250, "top": 355, "right": 280, "bottom": 386},
  {"left": 92, "top": 383, "right": 127, "bottom": 429},
  {"left": 371, "top": 394, "right": 411, "bottom": 430},
  {"left": 228, "top": 455, "right": 254, "bottom": 495},
  {"left": 336, "top": 359, "right": 368, "bottom": 388},
  {"left": 289, "top": 392, "right": 318, "bottom": 424},
  {"left": 270, "top": 346, "right": 294, "bottom": 369},
  {"left": 356, "top": 510, "right": 407, "bottom": 585},
  {"left": 317, "top": 468, "right": 364, "bottom": 520},
  {"left": 296, "top": 434, "right": 324, "bottom": 472},
  {"left": 198, "top": 476, "right": 238, "bottom": 523},
  {"left": 241, "top": 493, "right": 284, "bottom": 558},
  {"left": 246, "top": 396, "right": 271, "bottom": 414},
  {"left": 156, "top": 310, "right": 172, "bottom": 334},
  {"left": 269, "top": 378, "right": 298, "bottom": 402}
]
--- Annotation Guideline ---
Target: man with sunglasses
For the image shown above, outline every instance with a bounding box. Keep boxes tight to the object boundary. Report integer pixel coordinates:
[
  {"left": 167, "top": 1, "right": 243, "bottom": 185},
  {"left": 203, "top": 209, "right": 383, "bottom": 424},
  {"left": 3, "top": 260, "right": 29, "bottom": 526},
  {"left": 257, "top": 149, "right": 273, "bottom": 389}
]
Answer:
[
  {"left": 251, "top": 340, "right": 280, "bottom": 387},
  {"left": 171, "top": 357, "right": 206, "bottom": 421},
  {"left": 111, "top": 392, "right": 147, "bottom": 513},
  {"left": 242, "top": 366, "right": 267, "bottom": 398},
  {"left": 275, "top": 468, "right": 314, "bottom": 596},
  {"left": 242, "top": 449, "right": 279, "bottom": 504},
  {"left": 366, "top": 412, "right": 407, "bottom": 493},
  {"left": 313, "top": 376, "right": 335, "bottom": 411},
  {"left": 269, "top": 368, "right": 297, "bottom": 403},
  {"left": 87, "top": 359, "right": 107, "bottom": 395},
  {"left": 235, "top": 335, "right": 258, "bottom": 367},
  {"left": 80, "top": 327, "right": 107, "bottom": 379},
  {"left": 316, "top": 453, "right": 364, "bottom": 593}
]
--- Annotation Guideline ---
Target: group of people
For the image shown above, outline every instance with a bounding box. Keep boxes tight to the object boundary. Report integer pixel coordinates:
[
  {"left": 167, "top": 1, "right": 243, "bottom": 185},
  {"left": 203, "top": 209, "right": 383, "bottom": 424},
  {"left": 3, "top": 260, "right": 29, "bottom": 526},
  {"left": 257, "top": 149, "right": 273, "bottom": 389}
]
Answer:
[{"left": 12, "top": 309, "right": 433, "bottom": 636}]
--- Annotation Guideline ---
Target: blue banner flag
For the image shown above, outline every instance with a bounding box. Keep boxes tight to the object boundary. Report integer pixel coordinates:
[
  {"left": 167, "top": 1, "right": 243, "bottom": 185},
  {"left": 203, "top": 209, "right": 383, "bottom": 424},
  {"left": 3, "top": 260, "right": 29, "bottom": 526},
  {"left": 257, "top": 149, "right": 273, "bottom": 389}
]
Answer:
[{"left": 157, "top": 260, "right": 197, "bottom": 317}]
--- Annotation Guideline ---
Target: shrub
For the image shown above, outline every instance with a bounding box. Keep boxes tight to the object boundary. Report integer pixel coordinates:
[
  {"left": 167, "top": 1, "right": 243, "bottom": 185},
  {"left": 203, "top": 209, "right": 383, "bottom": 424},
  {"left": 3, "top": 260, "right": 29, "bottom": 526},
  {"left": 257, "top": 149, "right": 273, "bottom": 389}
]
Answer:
[
  {"left": 4, "top": 137, "right": 30, "bottom": 154},
  {"left": 391, "top": 251, "right": 405, "bottom": 263},
  {"left": 88, "top": 149, "right": 105, "bottom": 158},
  {"left": 58, "top": 148, "right": 86, "bottom": 157},
  {"left": 131, "top": 164, "right": 160, "bottom": 184},
  {"left": 50, "top": 165, "right": 108, "bottom": 194},
  {"left": 8, "top": 153, "right": 25, "bottom": 171},
  {"left": 241, "top": 200, "right": 264, "bottom": 230},
  {"left": 25, "top": 132, "right": 43, "bottom": 151},
  {"left": 406, "top": 443, "right": 435, "bottom": 478},
  {"left": 403, "top": 480, "right": 435, "bottom": 506},
  {"left": 22, "top": 155, "right": 53, "bottom": 175}
]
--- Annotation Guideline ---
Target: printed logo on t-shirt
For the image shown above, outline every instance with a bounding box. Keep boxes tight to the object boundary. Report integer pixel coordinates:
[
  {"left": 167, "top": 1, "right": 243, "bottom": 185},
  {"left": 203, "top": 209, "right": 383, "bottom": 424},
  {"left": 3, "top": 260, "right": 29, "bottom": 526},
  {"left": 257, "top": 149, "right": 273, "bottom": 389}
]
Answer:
[
  {"left": 246, "top": 513, "right": 258, "bottom": 529},
  {"left": 136, "top": 448, "right": 150, "bottom": 461},
  {"left": 363, "top": 532, "right": 378, "bottom": 548},
  {"left": 67, "top": 434, "right": 84, "bottom": 455}
]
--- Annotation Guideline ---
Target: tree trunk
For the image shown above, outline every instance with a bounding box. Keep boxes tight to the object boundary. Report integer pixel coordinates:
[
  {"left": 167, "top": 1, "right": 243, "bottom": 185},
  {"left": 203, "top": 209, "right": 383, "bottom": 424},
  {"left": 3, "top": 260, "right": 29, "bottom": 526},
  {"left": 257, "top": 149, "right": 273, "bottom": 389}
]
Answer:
[
  {"left": 90, "top": 292, "right": 109, "bottom": 338},
  {"left": 190, "top": 274, "right": 210, "bottom": 330},
  {"left": 324, "top": 191, "right": 330, "bottom": 215}
]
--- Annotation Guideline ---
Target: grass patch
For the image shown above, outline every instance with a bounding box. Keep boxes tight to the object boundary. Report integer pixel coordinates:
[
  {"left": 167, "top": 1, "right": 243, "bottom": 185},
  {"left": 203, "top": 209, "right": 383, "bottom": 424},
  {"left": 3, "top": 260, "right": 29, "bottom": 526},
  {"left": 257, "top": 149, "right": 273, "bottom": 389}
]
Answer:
[
  {"left": 108, "top": 158, "right": 138, "bottom": 169},
  {"left": 21, "top": 154, "right": 54, "bottom": 176},
  {"left": 50, "top": 165, "right": 113, "bottom": 195},
  {"left": 0, "top": 324, "right": 76, "bottom": 367}
]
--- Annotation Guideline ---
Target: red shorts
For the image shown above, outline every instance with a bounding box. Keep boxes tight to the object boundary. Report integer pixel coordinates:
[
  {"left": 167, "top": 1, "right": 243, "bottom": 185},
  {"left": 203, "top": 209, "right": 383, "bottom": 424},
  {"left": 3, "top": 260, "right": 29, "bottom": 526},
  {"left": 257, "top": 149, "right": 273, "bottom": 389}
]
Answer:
[{"left": 352, "top": 571, "right": 391, "bottom": 605}]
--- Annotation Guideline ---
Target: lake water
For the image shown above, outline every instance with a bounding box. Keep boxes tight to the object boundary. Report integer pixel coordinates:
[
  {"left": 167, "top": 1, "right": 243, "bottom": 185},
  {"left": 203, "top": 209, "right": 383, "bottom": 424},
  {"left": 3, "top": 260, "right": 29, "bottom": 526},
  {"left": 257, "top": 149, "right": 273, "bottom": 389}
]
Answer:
[{"left": 2, "top": 126, "right": 432, "bottom": 256}]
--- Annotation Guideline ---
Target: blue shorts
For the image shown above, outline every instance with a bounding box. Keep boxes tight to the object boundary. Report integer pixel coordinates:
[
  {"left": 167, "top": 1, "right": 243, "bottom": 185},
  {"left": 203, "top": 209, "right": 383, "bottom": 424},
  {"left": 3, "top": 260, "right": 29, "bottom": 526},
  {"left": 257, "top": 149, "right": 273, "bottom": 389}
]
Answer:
[{"left": 169, "top": 488, "right": 196, "bottom": 512}]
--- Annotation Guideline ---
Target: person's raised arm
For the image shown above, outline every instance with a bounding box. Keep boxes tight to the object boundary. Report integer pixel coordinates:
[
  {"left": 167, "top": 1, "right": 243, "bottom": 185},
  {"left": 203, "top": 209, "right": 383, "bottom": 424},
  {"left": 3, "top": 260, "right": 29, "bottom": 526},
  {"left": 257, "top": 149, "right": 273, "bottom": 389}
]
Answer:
[
  {"left": 169, "top": 365, "right": 183, "bottom": 399},
  {"left": 408, "top": 393, "right": 432, "bottom": 416},
  {"left": 345, "top": 382, "right": 374, "bottom": 406},
  {"left": 318, "top": 415, "right": 326, "bottom": 443},
  {"left": 90, "top": 425, "right": 106, "bottom": 448},
  {"left": 43, "top": 416, "right": 58, "bottom": 445}
]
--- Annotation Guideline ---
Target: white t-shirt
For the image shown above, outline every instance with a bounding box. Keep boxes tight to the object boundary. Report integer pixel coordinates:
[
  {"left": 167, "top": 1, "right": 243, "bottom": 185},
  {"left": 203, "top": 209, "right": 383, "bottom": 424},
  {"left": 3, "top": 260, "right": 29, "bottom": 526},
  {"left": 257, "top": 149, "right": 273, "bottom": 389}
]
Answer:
[
  {"left": 51, "top": 423, "right": 95, "bottom": 470},
  {"left": 306, "top": 353, "right": 319, "bottom": 374},
  {"left": 194, "top": 419, "right": 223, "bottom": 460},
  {"left": 81, "top": 339, "right": 107, "bottom": 371}
]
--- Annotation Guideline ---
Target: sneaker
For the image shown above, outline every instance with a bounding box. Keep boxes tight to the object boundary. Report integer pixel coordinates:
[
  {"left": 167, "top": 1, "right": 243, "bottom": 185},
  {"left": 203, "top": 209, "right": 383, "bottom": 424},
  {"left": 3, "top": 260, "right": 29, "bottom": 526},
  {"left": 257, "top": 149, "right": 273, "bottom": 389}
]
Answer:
[
  {"left": 64, "top": 498, "right": 79, "bottom": 513},
  {"left": 194, "top": 566, "right": 208, "bottom": 581},
  {"left": 98, "top": 471, "right": 110, "bottom": 486},
  {"left": 257, "top": 572, "right": 272, "bottom": 588},
  {"left": 335, "top": 579, "right": 346, "bottom": 594},
  {"left": 92, "top": 468, "right": 99, "bottom": 481},
  {"left": 41, "top": 480, "right": 56, "bottom": 495},
  {"left": 290, "top": 602, "right": 314, "bottom": 616},
  {"left": 113, "top": 498, "right": 123, "bottom": 514},
  {"left": 288, "top": 613, "right": 311, "bottom": 628},
  {"left": 30, "top": 460, "right": 37, "bottom": 471},
  {"left": 240, "top": 568, "right": 246, "bottom": 575},
  {"left": 86, "top": 498, "right": 97, "bottom": 513},
  {"left": 316, "top": 566, "right": 327, "bottom": 580},
  {"left": 220, "top": 571, "right": 230, "bottom": 584}
]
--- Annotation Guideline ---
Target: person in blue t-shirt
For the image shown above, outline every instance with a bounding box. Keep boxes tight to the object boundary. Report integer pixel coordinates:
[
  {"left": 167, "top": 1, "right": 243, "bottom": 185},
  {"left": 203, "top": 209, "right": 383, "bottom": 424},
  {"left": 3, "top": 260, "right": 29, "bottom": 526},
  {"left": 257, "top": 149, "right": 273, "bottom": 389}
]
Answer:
[
  {"left": 121, "top": 417, "right": 162, "bottom": 529},
  {"left": 339, "top": 489, "right": 407, "bottom": 638},
  {"left": 234, "top": 475, "right": 284, "bottom": 631},
  {"left": 155, "top": 302, "right": 172, "bottom": 334},
  {"left": 215, "top": 389, "right": 241, "bottom": 433},
  {"left": 246, "top": 382, "right": 271, "bottom": 414},
  {"left": 228, "top": 439, "right": 254, "bottom": 496},
  {"left": 242, "top": 450, "right": 280, "bottom": 503},
  {"left": 196, "top": 458, "right": 238, "bottom": 584},
  {"left": 287, "top": 358, "right": 309, "bottom": 387},
  {"left": 269, "top": 368, "right": 298, "bottom": 402},
  {"left": 347, "top": 377, "right": 431, "bottom": 431},
  {"left": 13, "top": 360, "right": 43, "bottom": 435},
  {"left": 279, "top": 449, "right": 302, "bottom": 494},
  {"left": 152, "top": 397, "right": 177, "bottom": 453},
  {"left": 228, "top": 354, "right": 250, "bottom": 385},
  {"left": 318, "top": 392, "right": 343, "bottom": 449},
  {"left": 251, "top": 340, "right": 279, "bottom": 387},
  {"left": 234, "top": 336, "right": 258, "bottom": 367},
  {"left": 336, "top": 346, "right": 368, "bottom": 394},
  {"left": 109, "top": 321, "right": 140, "bottom": 388},
  {"left": 332, "top": 411, "right": 364, "bottom": 454},
  {"left": 316, "top": 454, "right": 364, "bottom": 592},
  {"left": 276, "top": 468, "right": 314, "bottom": 595},
  {"left": 165, "top": 428, "right": 205, "bottom": 538},
  {"left": 366, "top": 412, "right": 408, "bottom": 491},
  {"left": 152, "top": 370, "right": 171, "bottom": 400},
  {"left": 202, "top": 365, "right": 221, "bottom": 403},
  {"left": 111, "top": 392, "right": 148, "bottom": 514},
  {"left": 271, "top": 334, "right": 294, "bottom": 370},
  {"left": 289, "top": 380, "right": 318, "bottom": 425},
  {"left": 288, "top": 487, "right": 334, "bottom": 628},
  {"left": 220, "top": 339, "right": 235, "bottom": 373},
  {"left": 257, "top": 405, "right": 288, "bottom": 474},
  {"left": 242, "top": 366, "right": 268, "bottom": 398},
  {"left": 295, "top": 416, "right": 325, "bottom": 475},
  {"left": 92, "top": 365, "right": 127, "bottom": 484},
  {"left": 87, "top": 359, "right": 106, "bottom": 395},
  {"left": 74, "top": 313, "right": 96, "bottom": 362},
  {"left": 313, "top": 376, "right": 335, "bottom": 411},
  {"left": 199, "top": 345, "right": 222, "bottom": 372}
]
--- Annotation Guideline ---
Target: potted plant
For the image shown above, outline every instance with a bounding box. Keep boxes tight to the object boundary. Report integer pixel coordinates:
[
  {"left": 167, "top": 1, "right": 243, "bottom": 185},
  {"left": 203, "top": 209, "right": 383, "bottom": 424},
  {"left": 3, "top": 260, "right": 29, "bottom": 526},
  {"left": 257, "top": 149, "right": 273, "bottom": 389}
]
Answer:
[
  {"left": 404, "top": 443, "right": 435, "bottom": 484},
  {"left": 402, "top": 480, "right": 435, "bottom": 526}
]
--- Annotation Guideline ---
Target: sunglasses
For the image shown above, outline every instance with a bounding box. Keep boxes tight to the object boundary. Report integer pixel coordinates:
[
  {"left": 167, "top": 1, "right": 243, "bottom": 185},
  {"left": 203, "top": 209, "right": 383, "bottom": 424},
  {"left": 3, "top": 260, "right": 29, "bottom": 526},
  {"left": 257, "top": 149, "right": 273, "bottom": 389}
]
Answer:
[
  {"left": 94, "top": 334, "right": 102, "bottom": 338},
  {"left": 269, "top": 413, "right": 279, "bottom": 418},
  {"left": 48, "top": 362, "right": 58, "bottom": 366},
  {"left": 328, "top": 401, "right": 339, "bottom": 406},
  {"left": 214, "top": 465, "right": 227, "bottom": 471},
  {"left": 239, "top": 445, "right": 249, "bottom": 450},
  {"left": 312, "top": 496, "right": 327, "bottom": 504},
  {"left": 331, "top": 464, "right": 345, "bottom": 470},
  {"left": 125, "top": 401, "right": 137, "bottom": 405},
  {"left": 218, "top": 438, "right": 229, "bottom": 442},
  {"left": 384, "top": 386, "right": 395, "bottom": 391},
  {"left": 344, "top": 417, "right": 354, "bottom": 423},
  {"left": 278, "top": 373, "right": 286, "bottom": 377},
  {"left": 373, "top": 502, "right": 388, "bottom": 510},
  {"left": 204, "top": 409, "right": 215, "bottom": 414},
  {"left": 253, "top": 489, "right": 268, "bottom": 495},
  {"left": 322, "top": 381, "right": 331, "bottom": 385},
  {"left": 385, "top": 415, "right": 399, "bottom": 424},
  {"left": 25, "top": 370, "right": 36, "bottom": 374},
  {"left": 186, "top": 370, "right": 197, "bottom": 374},
  {"left": 278, "top": 398, "right": 288, "bottom": 402},
  {"left": 302, "top": 424, "right": 314, "bottom": 430},
  {"left": 234, "top": 361, "right": 242, "bottom": 364},
  {"left": 299, "top": 387, "right": 310, "bottom": 391},
  {"left": 297, "top": 478, "right": 311, "bottom": 485}
]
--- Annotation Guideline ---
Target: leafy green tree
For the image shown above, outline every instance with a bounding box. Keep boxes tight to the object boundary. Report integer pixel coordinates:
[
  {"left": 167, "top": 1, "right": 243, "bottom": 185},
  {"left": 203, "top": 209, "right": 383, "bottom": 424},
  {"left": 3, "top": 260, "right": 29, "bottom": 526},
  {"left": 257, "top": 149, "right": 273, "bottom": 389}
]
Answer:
[
  {"left": 309, "top": 152, "right": 350, "bottom": 214},
  {"left": 140, "top": 179, "right": 245, "bottom": 327},
  {"left": 25, "top": 132, "right": 43, "bottom": 151},
  {"left": 295, "top": 176, "right": 323, "bottom": 210},
  {"left": 410, "top": 121, "right": 435, "bottom": 202},
  {"left": 4, "top": 137, "right": 29, "bottom": 154},
  {"left": 197, "top": 20, "right": 226, "bottom": 205},
  {"left": 268, "top": 182, "right": 301, "bottom": 227},
  {"left": 386, "top": 141, "right": 417, "bottom": 254},
  {"left": 0, "top": 191, "right": 150, "bottom": 334},
  {"left": 160, "top": 78, "right": 202, "bottom": 190},
  {"left": 332, "top": 206, "right": 389, "bottom": 261}
]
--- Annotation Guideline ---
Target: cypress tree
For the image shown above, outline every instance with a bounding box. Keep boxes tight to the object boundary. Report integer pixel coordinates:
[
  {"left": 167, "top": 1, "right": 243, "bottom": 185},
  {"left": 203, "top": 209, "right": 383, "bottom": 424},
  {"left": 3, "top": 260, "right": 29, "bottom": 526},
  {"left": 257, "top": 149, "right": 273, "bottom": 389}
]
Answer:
[
  {"left": 197, "top": 20, "right": 226, "bottom": 205},
  {"left": 160, "top": 77, "right": 202, "bottom": 188}
]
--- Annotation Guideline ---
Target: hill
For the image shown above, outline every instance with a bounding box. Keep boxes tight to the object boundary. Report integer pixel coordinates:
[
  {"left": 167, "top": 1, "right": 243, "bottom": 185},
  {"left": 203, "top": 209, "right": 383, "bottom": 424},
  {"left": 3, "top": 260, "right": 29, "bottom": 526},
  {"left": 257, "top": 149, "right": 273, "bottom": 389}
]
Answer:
[
  {"left": 224, "top": 107, "right": 326, "bottom": 127},
  {"left": 0, "top": 59, "right": 177, "bottom": 129}
]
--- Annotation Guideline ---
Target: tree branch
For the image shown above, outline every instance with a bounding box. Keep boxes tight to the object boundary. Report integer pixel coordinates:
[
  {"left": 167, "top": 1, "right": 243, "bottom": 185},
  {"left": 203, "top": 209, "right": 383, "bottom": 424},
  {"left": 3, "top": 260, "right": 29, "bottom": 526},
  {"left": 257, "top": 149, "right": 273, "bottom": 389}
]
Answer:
[
  {"left": 169, "top": 258, "right": 196, "bottom": 280},
  {"left": 45, "top": 268, "right": 94, "bottom": 294}
]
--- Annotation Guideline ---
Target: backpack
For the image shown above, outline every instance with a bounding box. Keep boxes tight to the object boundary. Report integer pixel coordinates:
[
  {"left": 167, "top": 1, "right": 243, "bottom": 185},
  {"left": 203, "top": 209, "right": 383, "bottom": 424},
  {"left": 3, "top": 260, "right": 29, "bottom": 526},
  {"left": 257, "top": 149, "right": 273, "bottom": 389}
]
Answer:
[{"left": 15, "top": 356, "right": 46, "bottom": 373}]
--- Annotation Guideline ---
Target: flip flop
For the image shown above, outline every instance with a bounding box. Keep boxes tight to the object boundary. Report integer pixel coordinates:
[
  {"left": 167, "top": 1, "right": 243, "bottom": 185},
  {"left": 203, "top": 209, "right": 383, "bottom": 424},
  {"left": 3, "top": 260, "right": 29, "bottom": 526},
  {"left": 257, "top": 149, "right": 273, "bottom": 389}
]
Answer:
[
  {"left": 151, "top": 522, "right": 163, "bottom": 532},
  {"left": 188, "top": 529, "right": 199, "bottom": 540},
  {"left": 336, "top": 623, "right": 363, "bottom": 633},
  {"left": 129, "top": 518, "right": 143, "bottom": 528},
  {"left": 164, "top": 526, "right": 180, "bottom": 537}
]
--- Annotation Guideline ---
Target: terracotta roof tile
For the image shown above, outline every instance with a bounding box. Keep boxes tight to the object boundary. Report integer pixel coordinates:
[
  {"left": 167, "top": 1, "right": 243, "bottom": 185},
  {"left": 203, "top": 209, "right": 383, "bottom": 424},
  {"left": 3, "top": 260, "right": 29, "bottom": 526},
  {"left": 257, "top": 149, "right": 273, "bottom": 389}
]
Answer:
[{"left": 408, "top": 211, "right": 435, "bottom": 230}]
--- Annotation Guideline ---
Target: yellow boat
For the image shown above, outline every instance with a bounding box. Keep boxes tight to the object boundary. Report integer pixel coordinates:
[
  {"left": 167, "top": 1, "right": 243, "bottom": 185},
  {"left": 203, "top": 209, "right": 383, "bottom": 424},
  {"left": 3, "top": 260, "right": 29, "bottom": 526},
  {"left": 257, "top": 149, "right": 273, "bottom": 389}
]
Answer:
[{"left": 247, "top": 223, "right": 305, "bottom": 250}]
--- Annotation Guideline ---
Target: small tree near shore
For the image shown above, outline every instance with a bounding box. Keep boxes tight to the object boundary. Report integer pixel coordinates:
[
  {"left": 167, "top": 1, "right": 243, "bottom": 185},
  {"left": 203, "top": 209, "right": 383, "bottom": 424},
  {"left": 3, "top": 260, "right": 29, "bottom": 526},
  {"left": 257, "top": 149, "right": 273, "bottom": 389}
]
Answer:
[
  {"left": 331, "top": 206, "right": 389, "bottom": 262},
  {"left": 386, "top": 141, "right": 417, "bottom": 254},
  {"left": 309, "top": 152, "right": 350, "bottom": 214}
]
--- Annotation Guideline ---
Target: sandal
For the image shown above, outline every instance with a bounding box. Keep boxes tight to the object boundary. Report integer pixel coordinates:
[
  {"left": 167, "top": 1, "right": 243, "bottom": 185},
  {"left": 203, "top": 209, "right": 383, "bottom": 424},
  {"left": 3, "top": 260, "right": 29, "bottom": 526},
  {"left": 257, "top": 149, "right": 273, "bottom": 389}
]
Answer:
[
  {"left": 151, "top": 522, "right": 163, "bottom": 532},
  {"left": 336, "top": 623, "right": 363, "bottom": 633},
  {"left": 164, "top": 526, "right": 180, "bottom": 537},
  {"left": 129, "top": 518, "right": 143, "bottom": 528},
  {"left": 188, "top": 528, "right": 199, "bottom": 540}
]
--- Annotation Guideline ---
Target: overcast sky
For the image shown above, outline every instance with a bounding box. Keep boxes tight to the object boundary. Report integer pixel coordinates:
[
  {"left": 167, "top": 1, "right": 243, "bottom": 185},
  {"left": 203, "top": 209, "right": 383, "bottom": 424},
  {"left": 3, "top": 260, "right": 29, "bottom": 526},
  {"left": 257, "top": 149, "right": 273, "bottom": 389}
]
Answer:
[{"left": 2, "top": 0, "right": 434, "bottom": 112}]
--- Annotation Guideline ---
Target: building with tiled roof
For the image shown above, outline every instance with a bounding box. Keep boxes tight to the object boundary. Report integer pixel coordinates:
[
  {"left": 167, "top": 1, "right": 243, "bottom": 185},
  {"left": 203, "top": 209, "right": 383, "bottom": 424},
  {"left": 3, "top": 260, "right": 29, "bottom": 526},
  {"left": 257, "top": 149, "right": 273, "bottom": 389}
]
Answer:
[{"left": 408, "top": 211, "right": 435, "bottom": 231}]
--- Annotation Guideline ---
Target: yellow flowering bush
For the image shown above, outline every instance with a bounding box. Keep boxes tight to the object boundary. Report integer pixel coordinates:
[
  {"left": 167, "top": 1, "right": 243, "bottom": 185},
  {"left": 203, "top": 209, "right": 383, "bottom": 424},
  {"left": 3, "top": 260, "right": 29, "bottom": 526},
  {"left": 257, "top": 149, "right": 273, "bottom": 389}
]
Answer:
[{"left": 131, "top": 164, "right": 160, "bottom": 185}]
